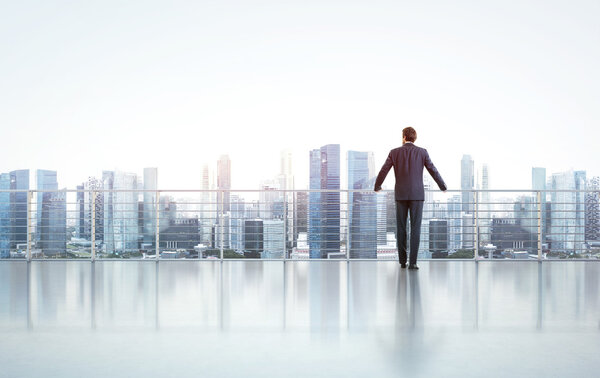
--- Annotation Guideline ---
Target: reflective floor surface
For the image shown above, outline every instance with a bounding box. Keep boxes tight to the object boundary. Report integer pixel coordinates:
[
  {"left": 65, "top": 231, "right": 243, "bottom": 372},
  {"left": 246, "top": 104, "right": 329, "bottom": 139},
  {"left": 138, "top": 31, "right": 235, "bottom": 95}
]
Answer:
[{"left": 1, "top": 260, "right": 599, "bottom": 377}]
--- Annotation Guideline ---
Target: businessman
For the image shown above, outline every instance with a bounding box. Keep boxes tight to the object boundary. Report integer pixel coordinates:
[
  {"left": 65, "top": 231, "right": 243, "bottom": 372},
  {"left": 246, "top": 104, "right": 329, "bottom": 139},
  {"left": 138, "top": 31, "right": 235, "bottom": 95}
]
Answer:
[{"left": 374, "top": 127, "right": 446, "bottom": 270}]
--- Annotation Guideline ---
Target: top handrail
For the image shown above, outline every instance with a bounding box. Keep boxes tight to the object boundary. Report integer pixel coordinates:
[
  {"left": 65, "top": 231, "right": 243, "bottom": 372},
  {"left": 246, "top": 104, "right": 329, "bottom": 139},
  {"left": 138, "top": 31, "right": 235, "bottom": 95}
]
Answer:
[{"left": 0, "top": 189, "right": 595, "bottom": 193}]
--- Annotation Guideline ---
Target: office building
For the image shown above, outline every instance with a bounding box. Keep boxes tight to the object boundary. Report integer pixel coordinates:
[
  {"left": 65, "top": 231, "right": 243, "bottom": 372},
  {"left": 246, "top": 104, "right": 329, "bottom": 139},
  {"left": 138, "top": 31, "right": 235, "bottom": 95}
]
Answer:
[
  {"left": 532, "top": 167, "right": 548, "bottom": 240},
  {"left": 217, "top": 155, "right": 231, "bottom": 214},
  {"left": 143, "top": 167, "right": 158, "bottom": 247},
  {"left": 309, "top": 144, "right": 340, "bottom": 258},
  {"left": 9, "top": 170, "right": 29, "bottom": 248},
  {"left": 585, "top": 177, "right": 600, "bottom": 241},
  {"left": 347, "top": 151, "right": 377, "bottom": 258},
  {"left": 263, "top": 219, "right": 284, "bottom": 258},
  {"left": 461, "top": 155, "right": 474, "bottom": 213},
  {"left": 549, "top": 170, "right": 586, "bottom": 252},
  {"left": 103, "top": 171, "right": 139, "bottom": 254},
  {"left": 429, "top": 220, "right": 449, "bottom": 257},
  {"left": 447, "top": 195, "right": 462, "bottom": 251},
  {"left": 39, "top": 190, "right": 66, "bottom": 256},
  {"left": 244, "top": 219, "right": 263, "bottom": 258},
  {"left": 0, "top": 173, "right": 10, "bottom": 258},
  {"left": 35, "top": 170, "right": 58, "bottom": 243}
]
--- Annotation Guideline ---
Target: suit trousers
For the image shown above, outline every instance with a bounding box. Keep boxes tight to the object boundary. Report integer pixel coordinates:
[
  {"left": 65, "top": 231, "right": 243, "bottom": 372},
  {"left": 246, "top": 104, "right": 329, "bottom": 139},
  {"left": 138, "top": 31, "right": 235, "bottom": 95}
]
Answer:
[{"left": 395, "top": 200, "right": 424, "bottom": 265}]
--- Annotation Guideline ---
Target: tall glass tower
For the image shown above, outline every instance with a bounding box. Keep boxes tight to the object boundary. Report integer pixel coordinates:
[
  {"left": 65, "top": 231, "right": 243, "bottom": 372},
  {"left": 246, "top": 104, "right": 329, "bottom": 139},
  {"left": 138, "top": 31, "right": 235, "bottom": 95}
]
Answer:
[
  {"left": 308, "top": 149, "right": 322, "bottom": 258},
  {"left": 103, "top": 171, "right": 139, "bottom": 254},
  {"left": 461, "top": 155, "right": 474, "bottom": 213},
  {"left": 143, "top": 167, "right": 158, "bottom": 247},
  {"left": 0, "top": 173, "right": 10, "bottom": 258},
  {"left": 585, "top": 177, "right": 600, "bottom": 242},
  {"left": 9, "top": 170, "right": 29, "bottom": 248},
  {"left": 39, "top": 190, "right": 66, "bottom": 256},
  {"left": 35, "top": 170, "right": 58, "bottom": 245},
  {"left": 532, "top": 167, "right": 547, "bottom": 241},
  {"left": 347, "top": 151, "right": 376, "bottom": 258},
  {"left": 309, "top": 144, "right": 340, "bottom": 258},
  {"left": 549, "top": 170, "right": 586, "bottom": 253},
  {"left": 217, "top": 155, "right": 231, "bottom": 214}
]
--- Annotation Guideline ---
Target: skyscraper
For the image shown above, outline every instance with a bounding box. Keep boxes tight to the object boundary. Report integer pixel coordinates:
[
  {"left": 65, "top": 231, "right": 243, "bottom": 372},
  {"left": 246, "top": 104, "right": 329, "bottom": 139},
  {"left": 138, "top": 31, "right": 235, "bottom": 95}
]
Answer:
[
  {"left": 263, "top": 219, "right": 284, "bottom": 258},
  {"left": 429, "top": 220, "right": 449, "bottom": 257},
  {"left": 244, "top": 219, "right": 263, "bottom": 258},
  {"left": 347, "top": 151, "right": 376, "bottom": 258},
  {"left": 217, "top": 155, "right": 231, "bottom": 214},
  {"left": 294, "top": 191, "right": 308, "bottom": 246},
  {"left": 0, "top": 173, "right": 10, "bottom": 258},
  {"left": 549, "top": 170, "right": 586, "bottom": 253},
  {"left": 320, "top": 145, "right": 340, "bottom": 257},
  {"left": 446, "top": 195, "right": 462, "bottom": 251},
  {"left": 278, "top": 149, "right": 294, "bottom": 252},
  {"left": 216, "top": 155, "right": 231, "bottom": 249},
  {"left": 35, "top": 170, "right": 66, "bottom": 256},
  {"left": 532, "top": 167, "right": 546, "bottom": 192},
  {"left": 76, "top": 184, "right": 85, "bottom": 238},
  {"left": 513, "top": 195, "right": 537, "bottom": 253},
  {"left": 83, "top": 177, "right": 103, "bottom": 242},
  {"left": 532, "top": 167, "right": 547, "bottom": 241},
  {"left": 230, "top": 195, "right": 245, "bottom": 252},
  {"left": 200, "top": 164, "right": 215, "bottom": 246},
  {"left": 477, "top": 164, "right": 490, "bottom": 243},
  {"left": 143, "top": 167, "right": 158, "bottom": 247},
  {"left": 35, "top": 170, "right": 58, "bottom": 244},
  {"left": 461, "top": 155, "right": 474, "bottom": 213},
  {"left": 376, "top": 193, "right": 387, "bottom": 246},
  {"left": 103, "top": 171, "right": 139, "bottom": 254},
  {"left": 39, "top": 190, "right": 66, "bottom": 256},
  {"left": 309, "top": 149, "right": 322, "bottom": 258},
  {"left": 309, "top": 144, "right": 340, "bottom": 258},
  {"left": 259, "top": 179, "right": 280, "bottom": 219},
  {"left": 9, "top": 170, "right": 29, "bottom": 248},
  {"left": 585, "top": 177, "right": 600, "bottom": 242}
]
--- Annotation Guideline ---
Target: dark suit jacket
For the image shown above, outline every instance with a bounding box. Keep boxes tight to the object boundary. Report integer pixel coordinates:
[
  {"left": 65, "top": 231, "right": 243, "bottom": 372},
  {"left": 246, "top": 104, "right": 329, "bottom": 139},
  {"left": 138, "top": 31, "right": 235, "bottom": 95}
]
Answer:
[{"left": 374, "top": 143, "right": 446, "bottom": 201}]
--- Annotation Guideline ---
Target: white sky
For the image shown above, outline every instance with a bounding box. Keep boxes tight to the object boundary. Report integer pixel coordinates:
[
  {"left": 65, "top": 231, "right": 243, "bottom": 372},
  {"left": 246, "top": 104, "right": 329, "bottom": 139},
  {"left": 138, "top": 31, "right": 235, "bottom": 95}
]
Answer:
[{"left": 1, "top": 0, "right": 599, "bottom": 190}]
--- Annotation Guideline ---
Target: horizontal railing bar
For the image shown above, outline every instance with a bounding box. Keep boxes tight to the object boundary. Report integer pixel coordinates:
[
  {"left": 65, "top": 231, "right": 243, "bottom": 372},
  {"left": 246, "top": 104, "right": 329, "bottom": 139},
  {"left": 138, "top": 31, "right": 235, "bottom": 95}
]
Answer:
[{"left": 0, "top": 189, "right": 598, "bottom": 193}]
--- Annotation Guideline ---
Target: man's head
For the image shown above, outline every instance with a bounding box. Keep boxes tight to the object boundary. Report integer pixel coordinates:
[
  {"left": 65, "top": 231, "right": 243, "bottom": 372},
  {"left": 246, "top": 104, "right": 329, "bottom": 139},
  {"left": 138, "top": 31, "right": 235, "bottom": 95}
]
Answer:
[{"left": 402, "top": 127, "right": 417, "bottom": 144}]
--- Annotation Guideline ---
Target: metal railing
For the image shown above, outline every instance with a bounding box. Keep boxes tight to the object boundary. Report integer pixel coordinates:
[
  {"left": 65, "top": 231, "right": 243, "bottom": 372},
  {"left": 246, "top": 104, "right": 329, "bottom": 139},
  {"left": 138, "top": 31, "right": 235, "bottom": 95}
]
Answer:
[{"left": 0, "top": 189, "right": 598, "bottom": 261}]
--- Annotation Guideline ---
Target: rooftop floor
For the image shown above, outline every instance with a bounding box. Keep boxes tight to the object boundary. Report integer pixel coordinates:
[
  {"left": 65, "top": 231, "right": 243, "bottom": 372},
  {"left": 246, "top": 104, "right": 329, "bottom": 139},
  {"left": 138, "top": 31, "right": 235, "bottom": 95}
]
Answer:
[{"left": 1, "top": 260, "right": 599, "bottom": 377}]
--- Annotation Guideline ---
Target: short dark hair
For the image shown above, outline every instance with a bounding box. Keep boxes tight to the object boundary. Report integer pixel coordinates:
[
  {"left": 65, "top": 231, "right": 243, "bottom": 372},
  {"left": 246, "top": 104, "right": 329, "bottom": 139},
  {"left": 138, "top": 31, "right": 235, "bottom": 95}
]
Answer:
[{"left": 402, "top": 127, "right": 417, "bottom": 142}]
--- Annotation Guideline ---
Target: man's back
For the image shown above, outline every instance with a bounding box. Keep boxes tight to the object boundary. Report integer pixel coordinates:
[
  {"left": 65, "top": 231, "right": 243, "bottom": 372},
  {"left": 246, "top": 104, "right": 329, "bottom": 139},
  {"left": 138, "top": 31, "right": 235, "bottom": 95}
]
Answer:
[{"left": 374, "top": 142, "right": 446, "bottom": 200}]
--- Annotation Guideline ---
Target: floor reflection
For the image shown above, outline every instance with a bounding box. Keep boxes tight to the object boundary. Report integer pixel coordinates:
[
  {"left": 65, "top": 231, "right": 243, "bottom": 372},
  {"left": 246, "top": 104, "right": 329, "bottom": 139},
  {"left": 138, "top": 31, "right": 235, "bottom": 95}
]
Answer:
[
  {"left": 0, "top": 261, "right": 599, "bottom": 331},
  {"left": 1, "top": 260, "right": 599, "bottom": 377}
]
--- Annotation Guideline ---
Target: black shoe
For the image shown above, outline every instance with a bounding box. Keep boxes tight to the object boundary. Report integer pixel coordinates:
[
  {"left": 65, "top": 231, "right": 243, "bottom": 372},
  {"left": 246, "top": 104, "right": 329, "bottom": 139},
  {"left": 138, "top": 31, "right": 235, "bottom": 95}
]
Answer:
[
  {"left": 400, "top": 263, "right": 407, "bottom": 269},
  {"left": 408, "top": 264, "right": 419, "bottom": 270}
]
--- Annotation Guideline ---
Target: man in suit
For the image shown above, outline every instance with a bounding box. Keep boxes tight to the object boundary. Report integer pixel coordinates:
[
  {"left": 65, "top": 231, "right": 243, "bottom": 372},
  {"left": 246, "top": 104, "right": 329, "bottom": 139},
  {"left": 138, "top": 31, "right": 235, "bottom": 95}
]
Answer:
[{"left": 374, "top": 127, "right": 446, "bottom": 270}]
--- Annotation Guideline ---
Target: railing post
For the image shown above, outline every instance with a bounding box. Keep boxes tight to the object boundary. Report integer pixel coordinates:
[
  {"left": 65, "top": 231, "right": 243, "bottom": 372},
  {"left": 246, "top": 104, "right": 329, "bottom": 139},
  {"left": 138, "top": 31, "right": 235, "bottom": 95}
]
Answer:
[
  {"left": 26, "top": 190, "right": 32, "bottom": 262},
  {"left": 91, "top": 190, "right": 96, "bottom": 262},
  {"left": 220, "top": 190, "right": 224, "bottom": 261},
  {"left": 474, "top": 190, "right": 479, "bottom": 261},
  {"left": 537, "top": 190, "right": 542, "bottom": 261},
  {"left": 155, "top": 191, "right": 160, "bottom": 261}
]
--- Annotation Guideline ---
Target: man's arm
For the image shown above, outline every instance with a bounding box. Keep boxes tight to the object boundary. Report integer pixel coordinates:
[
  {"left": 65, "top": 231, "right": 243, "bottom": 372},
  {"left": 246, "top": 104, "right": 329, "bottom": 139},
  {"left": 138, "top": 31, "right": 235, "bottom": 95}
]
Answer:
[
  {"left": 374, "top": 152, "right": 393, "bottom": 192},
  {"left": 424, "top": 149, "right": 447, "bottom": 191}
]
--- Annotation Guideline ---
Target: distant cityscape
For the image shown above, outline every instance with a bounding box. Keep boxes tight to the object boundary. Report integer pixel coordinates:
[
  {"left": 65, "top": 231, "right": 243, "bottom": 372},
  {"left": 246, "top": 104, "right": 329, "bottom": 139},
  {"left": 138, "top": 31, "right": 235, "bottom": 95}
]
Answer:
[{"left": 1, "top": 146, "right": 599, "bottom": 260}]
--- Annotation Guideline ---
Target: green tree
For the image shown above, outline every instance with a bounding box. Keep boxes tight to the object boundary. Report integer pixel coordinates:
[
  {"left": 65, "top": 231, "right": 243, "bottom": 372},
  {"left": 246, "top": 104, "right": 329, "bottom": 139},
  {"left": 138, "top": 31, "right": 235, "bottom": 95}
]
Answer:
[{"left": 448, "top": 249, "right": 474, "bottom": 258}]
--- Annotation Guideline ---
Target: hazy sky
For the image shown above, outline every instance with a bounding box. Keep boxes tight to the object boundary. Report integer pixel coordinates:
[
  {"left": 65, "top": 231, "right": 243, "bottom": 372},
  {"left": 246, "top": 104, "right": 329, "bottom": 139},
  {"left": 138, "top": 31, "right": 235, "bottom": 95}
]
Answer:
[{"left": 1, "top": 0, "right": 599, "bottom": 190}]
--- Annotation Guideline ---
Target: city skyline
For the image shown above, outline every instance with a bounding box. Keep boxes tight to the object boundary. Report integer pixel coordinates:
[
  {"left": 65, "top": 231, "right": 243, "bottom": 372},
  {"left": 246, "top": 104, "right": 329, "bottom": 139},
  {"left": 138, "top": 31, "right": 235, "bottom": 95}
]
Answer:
[
  {"left": 0, "top": 149, "right": 597, "bottom": 192},
  {"left": 1, "top": 158, "right": 598, "bottom": 259}
]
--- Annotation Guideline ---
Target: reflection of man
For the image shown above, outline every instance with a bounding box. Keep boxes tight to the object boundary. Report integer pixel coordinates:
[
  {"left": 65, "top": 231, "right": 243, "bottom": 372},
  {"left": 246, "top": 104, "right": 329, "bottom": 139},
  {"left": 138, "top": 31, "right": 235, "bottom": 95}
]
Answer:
[{"left": 374, "top": 127, "right": 446, "bottom": 269}]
